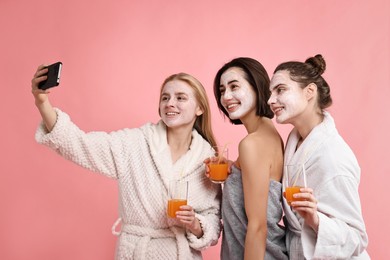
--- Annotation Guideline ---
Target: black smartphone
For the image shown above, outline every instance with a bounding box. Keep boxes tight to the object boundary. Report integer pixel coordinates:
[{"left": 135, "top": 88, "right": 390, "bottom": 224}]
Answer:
[{"left": 38, "top": 62, "right": 63, "bottom": 90}]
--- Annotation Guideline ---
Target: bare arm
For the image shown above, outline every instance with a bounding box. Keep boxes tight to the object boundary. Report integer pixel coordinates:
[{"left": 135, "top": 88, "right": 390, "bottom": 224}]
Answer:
[
  {"left": 31, "top": 64, "right": 57, "bottom": 131},
  {"left": 239, "top": 135, "right": 272, "bottom": 260}
]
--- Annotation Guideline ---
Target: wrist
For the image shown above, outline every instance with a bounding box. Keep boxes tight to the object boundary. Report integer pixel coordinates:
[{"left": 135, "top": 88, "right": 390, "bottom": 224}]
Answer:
[
  {"left": 189, "top": 218, "right": 203, "bottom": 238},
  {"left": 35, "top": 98, "right": 49, "bottom": 109},
  {"left": 311, "top": 214, "right": 319, "bottom": 234}
]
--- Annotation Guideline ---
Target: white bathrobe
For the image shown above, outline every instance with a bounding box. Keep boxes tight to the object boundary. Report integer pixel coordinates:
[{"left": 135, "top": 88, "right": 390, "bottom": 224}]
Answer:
[
  {"left": 35, "top": 108, "right": 222, "bottom": 260},
  {"left": 283, "top": 112, "right": 370, "bottom": 260}
]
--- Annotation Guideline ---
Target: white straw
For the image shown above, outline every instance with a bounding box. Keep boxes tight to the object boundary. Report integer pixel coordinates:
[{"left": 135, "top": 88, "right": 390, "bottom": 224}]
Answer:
[{"left": 291, "top": 164, "right": 305, "bottom": 187}]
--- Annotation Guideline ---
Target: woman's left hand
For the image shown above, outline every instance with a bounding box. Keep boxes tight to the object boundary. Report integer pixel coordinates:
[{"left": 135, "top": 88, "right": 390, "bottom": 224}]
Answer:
[
  {"left": 175, "top": 205, "right": 203, "bottom": 238},
  {"left": 290, "top": 187, "right": 319, "bottom": 232}
]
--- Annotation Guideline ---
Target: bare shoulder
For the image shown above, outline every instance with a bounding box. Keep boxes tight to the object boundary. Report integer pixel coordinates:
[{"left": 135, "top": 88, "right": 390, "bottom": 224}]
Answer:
[
  {"left": 239, "top": 121, "right": 284, "bottom": 181},
  {"left": 239, "top": 123, "right": 283, "bottom": 155}
]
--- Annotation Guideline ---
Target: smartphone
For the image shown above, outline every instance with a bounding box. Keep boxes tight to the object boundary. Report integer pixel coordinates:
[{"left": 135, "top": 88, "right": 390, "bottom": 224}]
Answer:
[{"left": 38, "top": 62, "right": 63, "bottom": 90}]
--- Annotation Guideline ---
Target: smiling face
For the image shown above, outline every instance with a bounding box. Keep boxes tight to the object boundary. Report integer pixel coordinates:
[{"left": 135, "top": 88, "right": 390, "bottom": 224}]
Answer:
[
  {"left": 159, "top": 79, "right": 203, "bottom": 129},
  {"left": 268, "top": 70, "right": 308, "bottom": 124},
  {"left": 219, "top": 67, "right": 256, "bottom": 121}
]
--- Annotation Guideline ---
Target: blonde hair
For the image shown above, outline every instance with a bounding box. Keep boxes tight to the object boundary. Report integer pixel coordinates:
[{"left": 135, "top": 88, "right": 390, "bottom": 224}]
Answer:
[{"left": 159, "top": 73, "right": 217, "bottom": 148}]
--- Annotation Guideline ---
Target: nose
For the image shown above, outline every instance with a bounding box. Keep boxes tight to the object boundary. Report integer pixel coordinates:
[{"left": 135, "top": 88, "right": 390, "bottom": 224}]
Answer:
[
  {"left": 166, "top": 97, "right": 175, "bottom": 107},
  {"left": 222, "top": 88, "right": 233, "bottom": 100},
  {"left": 267, "top": 92, "right": 276, "bottom": 105}
]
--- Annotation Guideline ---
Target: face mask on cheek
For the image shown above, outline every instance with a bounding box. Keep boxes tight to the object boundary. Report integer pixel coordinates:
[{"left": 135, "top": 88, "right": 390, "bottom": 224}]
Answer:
[{"left": 227, "top": 86, "right": 256, "bottom": 120}]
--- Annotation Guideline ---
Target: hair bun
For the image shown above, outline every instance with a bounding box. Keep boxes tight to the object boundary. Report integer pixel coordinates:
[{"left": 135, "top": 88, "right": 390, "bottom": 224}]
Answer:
[{"left": 305, "top": 54, "right": 326, "bottom": 76}]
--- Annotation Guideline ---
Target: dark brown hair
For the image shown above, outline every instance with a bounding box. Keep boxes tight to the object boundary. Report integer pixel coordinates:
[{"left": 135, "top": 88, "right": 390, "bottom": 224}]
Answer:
[
  {"left": 274, "top": 54, "right": 332, "bottom": 109},
  {"left": 213, "top": 57, "right": 273, "bottom": 125}
]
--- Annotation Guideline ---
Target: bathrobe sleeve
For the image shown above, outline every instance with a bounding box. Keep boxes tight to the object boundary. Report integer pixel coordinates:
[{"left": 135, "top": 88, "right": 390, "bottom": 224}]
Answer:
[
  {"left": 302, "top": 175, "right": 369, "bottom": 259},
  {"left": 35, "top": 108, "right": 128, "bottom": 179},
  {"left": 301, "top": 142, "right": 369, "bottom": 259},
  {"left": 186, "top": 187, "right": 222, "bottom": 250}
]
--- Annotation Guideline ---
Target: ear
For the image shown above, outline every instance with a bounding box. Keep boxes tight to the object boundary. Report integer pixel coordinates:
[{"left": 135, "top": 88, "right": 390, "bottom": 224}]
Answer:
[
  {"left": 196, "top": 106, "right": 204, "bottom": 116},
  {"left": 305, "top": 83, "right": 317, "bottom": 101}
]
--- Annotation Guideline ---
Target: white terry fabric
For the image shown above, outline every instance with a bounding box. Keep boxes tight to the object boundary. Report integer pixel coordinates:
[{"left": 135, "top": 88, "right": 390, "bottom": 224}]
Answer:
[
  {"left": 35, "top": 108, "right": 222, "bottom": 260},
  {"left": 283, "top": 112, "right": 370, "bottom": 260}
]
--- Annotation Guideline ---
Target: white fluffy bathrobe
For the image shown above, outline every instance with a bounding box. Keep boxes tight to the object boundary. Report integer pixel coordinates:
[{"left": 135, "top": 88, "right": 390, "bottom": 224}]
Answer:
[
  {"left": 283, "top": 112, "right": 369, "bottom": 260},
  {"left": 35, "top": 108, "right": 222, "bottom": 260}
]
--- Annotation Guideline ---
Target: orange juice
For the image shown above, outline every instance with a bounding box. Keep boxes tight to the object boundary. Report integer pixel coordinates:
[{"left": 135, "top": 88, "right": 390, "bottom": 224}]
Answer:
[
  {"left": 285, "top": 186, "right": 305, "bottom": 205},
  {"left": 209, "top": 163, "right": 228, "bottom": 183},
  {"left": 167, "top": 199, "right": 187, "bottom": 218}
]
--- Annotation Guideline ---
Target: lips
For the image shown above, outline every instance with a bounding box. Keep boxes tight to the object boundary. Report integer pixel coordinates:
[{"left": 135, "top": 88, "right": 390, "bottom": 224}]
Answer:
[
  {"left": 164, "top": 111, "right": 180, "bottom": 118},
  {"left": 272, "top": 106, "right": 284, "bottom": 116},
  {"left": 225, "top": 102, "right": 240, "bottom": 112}
]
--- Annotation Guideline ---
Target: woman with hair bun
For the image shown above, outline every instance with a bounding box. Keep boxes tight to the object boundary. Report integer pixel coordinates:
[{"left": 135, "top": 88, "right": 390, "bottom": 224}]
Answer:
[{"left": 268, "top": 55, "right": 370, "bottom": 259}]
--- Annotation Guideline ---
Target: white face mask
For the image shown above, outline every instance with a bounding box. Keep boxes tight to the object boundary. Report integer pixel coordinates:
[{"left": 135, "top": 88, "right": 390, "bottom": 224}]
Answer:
[
  {"left": 219, "top": 67, "right": 256, "bottom": 121},
  {"left": 268, "top": 70, "right": 308, "bottom": 124},
  {"left": 159, "top": 80, "right": 203, "bottom": 129}
]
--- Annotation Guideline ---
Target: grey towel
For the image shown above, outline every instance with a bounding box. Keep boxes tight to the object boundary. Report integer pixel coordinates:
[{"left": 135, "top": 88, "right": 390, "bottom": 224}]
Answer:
[{"left": 221, "top": 165, "right": 288, "bottom": 260}]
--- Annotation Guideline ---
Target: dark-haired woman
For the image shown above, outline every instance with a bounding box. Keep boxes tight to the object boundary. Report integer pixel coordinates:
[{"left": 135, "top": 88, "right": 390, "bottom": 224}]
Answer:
[
  {"left": 268, "top": 54, "right": 370, "bottom": 259},
  {"left": 213, "top": 57, "right": 288, "bottom": 260}
]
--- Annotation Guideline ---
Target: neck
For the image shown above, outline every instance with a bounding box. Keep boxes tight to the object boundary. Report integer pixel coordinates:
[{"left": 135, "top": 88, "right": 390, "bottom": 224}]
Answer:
[
  {"left": 295, "top": 111, "right": 324, "bottom": 141},
  {"left": 242, "top": 111, "right": 267, "bottom": 134},
  {"left": 167, "top": 126, "right": 193, "bottom": 163}
]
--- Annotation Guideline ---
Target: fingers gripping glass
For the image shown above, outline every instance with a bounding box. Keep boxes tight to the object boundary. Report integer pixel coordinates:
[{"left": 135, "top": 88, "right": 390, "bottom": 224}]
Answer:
[
  {"left": 167, "top": 180, "right": 188, "bottom": 218},
  {"left": 285, "top": 164, "right": 307, "bottom": 205},
  {"left": 208, "top": 146, "right": 229, "bottom": 184}
]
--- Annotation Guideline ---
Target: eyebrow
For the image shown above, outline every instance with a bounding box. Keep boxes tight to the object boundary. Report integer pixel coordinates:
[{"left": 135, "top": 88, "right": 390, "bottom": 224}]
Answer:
[
  {"left": 161, "top": 92, "right": 188, "bottom": 96},
  {"left": 270, "top": 84, "right": 283, "bottom": 91},
  {"left": 220, "top": 79, "right": 239, "bottom": 88},
  {"left": 175, "top": 92, "right": 188, "bottom": 96}
]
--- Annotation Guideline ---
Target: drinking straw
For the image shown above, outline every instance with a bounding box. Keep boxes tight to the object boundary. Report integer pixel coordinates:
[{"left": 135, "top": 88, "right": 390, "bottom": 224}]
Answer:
[
  {"left": 302, "top": 165, "right": 307, "bottom": 187},
  {"left": 291, "top": 167, "right": 299, "bottom": 187},
  {"left": 185, "top": 181, "right": 189, "bottom": 201},
  {"left": 179, "top": 169, "right": 184, "bottom": 197},
  {"left": 217, "top": 143, "right": 229, "bottom": 164},
  {"left": 291, "top": 164, "right": 305, "bottom": 187}
]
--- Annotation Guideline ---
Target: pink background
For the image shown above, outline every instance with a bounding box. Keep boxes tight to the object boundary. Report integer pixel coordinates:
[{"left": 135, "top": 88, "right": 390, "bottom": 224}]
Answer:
[{"left": 1, "top": 0, "right": 389, "bottom": 259}]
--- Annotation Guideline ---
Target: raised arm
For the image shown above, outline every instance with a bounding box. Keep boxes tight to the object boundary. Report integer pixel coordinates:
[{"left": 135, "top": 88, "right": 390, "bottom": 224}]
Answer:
[
  {"left": 31, "top": 64, "right": 57, "bottom": 131},
  {"left": 31, "top": 64, "right": 120, "bottom": 179}
]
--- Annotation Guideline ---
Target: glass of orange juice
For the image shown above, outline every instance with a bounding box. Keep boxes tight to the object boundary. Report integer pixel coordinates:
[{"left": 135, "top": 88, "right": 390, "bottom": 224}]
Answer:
[
  {"left": 167, "top": 180, "right": 188, "bottom": 218},
  {"left": 208, "top": 146, "right": 229, "bottom": 184},
  {"left": 285, "top": 164, "right": 307, "bottom": 206}
]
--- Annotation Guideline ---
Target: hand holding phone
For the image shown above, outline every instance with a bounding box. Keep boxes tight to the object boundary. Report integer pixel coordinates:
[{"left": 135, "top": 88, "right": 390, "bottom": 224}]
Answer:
[{"left": 38, "top": 62, "right": 62, "bottom": 90}]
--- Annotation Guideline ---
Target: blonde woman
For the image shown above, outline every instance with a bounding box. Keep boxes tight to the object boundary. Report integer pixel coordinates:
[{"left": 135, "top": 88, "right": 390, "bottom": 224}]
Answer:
[{"left": 31, "top": 65, "right": 221, "bottom": 260}]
